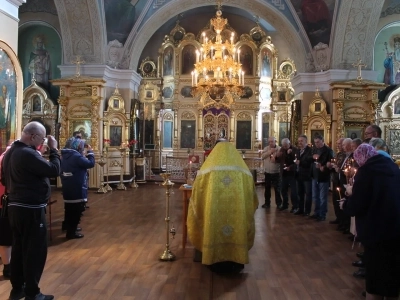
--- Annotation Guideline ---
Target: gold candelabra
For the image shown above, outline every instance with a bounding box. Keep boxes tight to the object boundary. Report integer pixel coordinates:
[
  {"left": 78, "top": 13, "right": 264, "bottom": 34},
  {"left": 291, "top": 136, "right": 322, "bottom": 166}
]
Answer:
[
  {"left": 97, "top": 156, "right": 108, "bottom": 193},
  {"left": 159, "top": 173, "right": 176, "bottom": 261},
  {"left": 131, "top": 153, "right": 139, "bottom": 188},
  {"left": 116, "top": 147, "right": 127, "bottom": 190},
  {"left": 191, "top": 6, "right": 244, "bottom": 100}
]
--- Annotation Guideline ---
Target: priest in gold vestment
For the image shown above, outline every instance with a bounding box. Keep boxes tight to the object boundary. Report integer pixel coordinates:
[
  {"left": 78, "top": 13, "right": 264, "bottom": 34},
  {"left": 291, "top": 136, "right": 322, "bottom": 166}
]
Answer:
[{"left": 187, "top": 141, "right": 258, "bottom": 270}]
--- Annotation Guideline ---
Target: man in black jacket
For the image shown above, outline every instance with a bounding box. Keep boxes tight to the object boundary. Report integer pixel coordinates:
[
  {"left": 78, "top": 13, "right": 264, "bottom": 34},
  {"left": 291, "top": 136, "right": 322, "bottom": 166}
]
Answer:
[
  {"left": 2, "top": 122, "right": 60, "bottom": 300},
  {"left": 311, "top": 134, "right": 333, "bottom": 221},
  {"left": 295, "top": 135, "right": 313, "bottom": 215},
  {"left": 276, "top": 138, "right": 298, "bottom": 212}
]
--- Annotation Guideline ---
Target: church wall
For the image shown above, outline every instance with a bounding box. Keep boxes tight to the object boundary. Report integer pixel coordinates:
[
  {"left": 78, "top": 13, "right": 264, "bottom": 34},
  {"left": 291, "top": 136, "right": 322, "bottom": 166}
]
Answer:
[
  {"left": 18, "top": 24, "right": 62, "bottom": 101},
  {"left": 0, "top": 13, "right": 19, "bottom": 51},
  {"left": 19, "top": 12, "right": 61, "bottom": 37}
]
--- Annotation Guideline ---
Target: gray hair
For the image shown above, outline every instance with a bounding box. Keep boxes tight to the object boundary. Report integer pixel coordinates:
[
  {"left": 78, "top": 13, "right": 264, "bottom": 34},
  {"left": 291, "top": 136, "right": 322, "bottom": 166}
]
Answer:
[
  {"left": 370, "top": 138, "right": 387, "bottom": 150},
  {"left": 342, "top": 138, "right": 352, "bottom": 145},
  {"left": 281, "top": 138, "right": 290, "bottom": 145}
]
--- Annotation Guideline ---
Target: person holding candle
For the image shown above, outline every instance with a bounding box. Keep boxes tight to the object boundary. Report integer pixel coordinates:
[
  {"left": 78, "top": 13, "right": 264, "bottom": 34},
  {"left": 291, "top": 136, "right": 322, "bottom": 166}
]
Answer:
[
  {"left": 335, "top": 138, "right": 357, "bottom": 233},
  {"left": 340, "top": 143, "right": 400, "bottom": 300},
  {"left": 261, "top": 137, "right": 282, "bottom": 209},
  {"left": 276, "top": 138, "right": 298, "bottom": 212},
  {"left": 294, "top": 135, "right": 313, "bottom": 216},
  {"left": 310, "top": 134, "right": 333, "bottom": 221},
  {"left": 329, "top": 138, "right": 345, "bottom": 225}
]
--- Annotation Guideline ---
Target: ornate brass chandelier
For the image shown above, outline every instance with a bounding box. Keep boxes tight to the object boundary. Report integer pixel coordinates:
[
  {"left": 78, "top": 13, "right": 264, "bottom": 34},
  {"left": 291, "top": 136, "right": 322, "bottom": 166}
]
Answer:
[{"left": 191, "top": 7, "right": 244, "bottom": 101}]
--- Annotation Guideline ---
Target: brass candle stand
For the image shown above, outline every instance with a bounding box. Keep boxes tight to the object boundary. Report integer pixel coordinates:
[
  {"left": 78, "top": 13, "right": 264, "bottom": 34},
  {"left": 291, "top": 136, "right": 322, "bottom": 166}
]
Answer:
[
  {"left": 103, "top": 150, "right": 112, "bottom": 191},
  {"left": 97, "top": 156, "right": 108, "bottom": 193},
  {"left": 131, "top": 153, "right": 139, "bottom": 188},
  {"left": 116, "top": 147, "right": 127, "bottom": 190},
  {"left": 159, "top": 173, "right": 176, "bottom": 261}
]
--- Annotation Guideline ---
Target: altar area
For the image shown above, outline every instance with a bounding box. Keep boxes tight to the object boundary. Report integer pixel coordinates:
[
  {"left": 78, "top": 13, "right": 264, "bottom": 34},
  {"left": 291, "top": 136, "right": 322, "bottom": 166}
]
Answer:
[{"left": 20, "top": 6, "right": 397, "bottom": 191}]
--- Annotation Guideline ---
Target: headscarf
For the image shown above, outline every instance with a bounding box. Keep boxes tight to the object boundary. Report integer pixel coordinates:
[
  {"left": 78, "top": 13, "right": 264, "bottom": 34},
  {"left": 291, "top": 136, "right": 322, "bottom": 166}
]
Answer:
[
  {"left": 64, "top": 137, "right": 85, "bottom": 154},
  {"left": 354, "top": 143, "right": 378, "bottom": 167}
]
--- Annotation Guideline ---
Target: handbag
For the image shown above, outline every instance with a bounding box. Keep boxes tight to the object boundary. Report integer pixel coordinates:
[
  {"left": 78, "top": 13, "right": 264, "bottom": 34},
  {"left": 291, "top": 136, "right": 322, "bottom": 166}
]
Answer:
[{"left": 0, "top": 193, "right": 12, "bottom": 246}]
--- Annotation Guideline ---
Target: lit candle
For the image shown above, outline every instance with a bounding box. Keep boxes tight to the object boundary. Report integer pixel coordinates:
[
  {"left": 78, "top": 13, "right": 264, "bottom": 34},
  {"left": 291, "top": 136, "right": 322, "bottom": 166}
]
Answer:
[
  {"left": 202, "top": 32, "right": 205, "bottom": 43},
  {"left": 191, "top": 71, "right": 194, "bottom": 86},
  {"left": 196, "top": 50, "right": 199, "bottom": 63},
  {"left": 337, "top": 187, "right": 342, "bottom": 199},
  {"left": 237, "top": 49, "right": 241, "bottom": 62},
  {"left": 242, "top": 71, "right": 244, "bottom": 85}
]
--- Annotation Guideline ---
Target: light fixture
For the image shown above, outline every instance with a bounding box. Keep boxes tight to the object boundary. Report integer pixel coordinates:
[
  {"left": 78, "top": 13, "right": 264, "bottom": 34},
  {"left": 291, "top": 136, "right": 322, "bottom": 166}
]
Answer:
[{"left": 191, "top": 6, "right": 244, "bottom": 101}]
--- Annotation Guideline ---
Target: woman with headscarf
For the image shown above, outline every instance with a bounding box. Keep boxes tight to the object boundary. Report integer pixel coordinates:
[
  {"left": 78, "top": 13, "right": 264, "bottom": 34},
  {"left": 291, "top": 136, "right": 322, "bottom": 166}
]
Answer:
[
  {"left": 341, "top": 144, "right": 400, "bottom": 300},
  {"left": 61, "top": 137, "right": 95, "bottom": 239},
  {"left": 187, "top": 141, "right": 258, "bottom": 273}
]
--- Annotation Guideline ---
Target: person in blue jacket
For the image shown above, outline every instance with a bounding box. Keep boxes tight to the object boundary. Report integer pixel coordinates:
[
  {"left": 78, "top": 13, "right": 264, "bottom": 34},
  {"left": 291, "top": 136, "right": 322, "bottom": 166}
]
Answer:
[{"left": 61, "top": 137, "right": 95, "bottom": 239}]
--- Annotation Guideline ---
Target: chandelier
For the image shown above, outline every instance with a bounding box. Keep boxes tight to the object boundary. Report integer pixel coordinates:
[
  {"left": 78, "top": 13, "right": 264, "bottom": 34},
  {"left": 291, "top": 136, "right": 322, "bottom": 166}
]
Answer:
[{"left": 191, "top": 8, "right": 244, "bottom": 101}]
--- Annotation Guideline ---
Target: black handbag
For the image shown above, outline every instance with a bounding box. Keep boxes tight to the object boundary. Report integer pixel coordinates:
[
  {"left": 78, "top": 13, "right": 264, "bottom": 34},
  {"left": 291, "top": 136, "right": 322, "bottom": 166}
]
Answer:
[{"left": 0, "top": 194, "right": 12, "bottom": 246}]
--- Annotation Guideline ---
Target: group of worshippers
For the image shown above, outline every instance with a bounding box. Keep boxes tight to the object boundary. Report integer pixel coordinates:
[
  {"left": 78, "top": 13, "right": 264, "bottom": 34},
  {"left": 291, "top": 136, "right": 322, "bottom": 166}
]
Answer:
[
  {"left": 261, "top": 134, "right": 333, "bottom": 221},
  {"left": 261, "top": 125, "right": 400, "bottom": 300},
  {"left": 0, "top": 121, "right": 95, "bottom": 300}
]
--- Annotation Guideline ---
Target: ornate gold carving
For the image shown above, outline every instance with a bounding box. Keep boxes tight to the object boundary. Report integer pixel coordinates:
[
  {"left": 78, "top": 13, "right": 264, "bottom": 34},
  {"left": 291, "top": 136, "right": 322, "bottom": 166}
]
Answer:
[
  {"left": 181, "top": 111, "right": 196, "bottom": 120},
  {"left": 344, "top": 90, "right": 367, "bottom": 101},
  {"left": 164, "top": 112, "right": 174, "bottom": 121},
  {"left": 343, "top": 106, "right": 368, "bottom": 121},
  {"left": 236, "top": 112, "right": 252, "bottom": 120},
  {"left": 71, "top": 87, "right": 92, "bottom": 98}
]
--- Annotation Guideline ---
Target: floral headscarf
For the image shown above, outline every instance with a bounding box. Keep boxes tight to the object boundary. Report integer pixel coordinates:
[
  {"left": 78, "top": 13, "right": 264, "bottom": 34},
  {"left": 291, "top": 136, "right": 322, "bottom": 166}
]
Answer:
[
  {"left": 354, "top": 143, "right": 378, "bottom": 167},
  {"left": 64, "top": 137, "right": 85, "bottom": 154}
]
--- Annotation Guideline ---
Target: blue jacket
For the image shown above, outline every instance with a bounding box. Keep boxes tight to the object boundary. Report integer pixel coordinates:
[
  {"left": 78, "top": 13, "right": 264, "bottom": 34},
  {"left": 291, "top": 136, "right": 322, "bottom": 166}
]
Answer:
[
  {"left": 343, "top": 155, "right": 400, "bottom": 245},
  {"left": 60, "top": 149, "right": 95, "bottom": 203}
]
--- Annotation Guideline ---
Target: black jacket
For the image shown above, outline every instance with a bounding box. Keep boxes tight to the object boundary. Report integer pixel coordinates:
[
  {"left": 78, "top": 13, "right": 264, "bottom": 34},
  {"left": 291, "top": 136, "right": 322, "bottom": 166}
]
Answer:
[
  {"left": 277, "top": 145, "right": 297, "bottom": 178},
  {"left": 296, "top": 146, "right": 313, "bottom": 181},
  {"left": 343, "top": 155, "right": 400, "bottom": 245},
  {"left": 311, "top": 144, "right": 333, "bottom": 182},
  {"left": 1, "top": 141, "right": 60, "bottom": 208}
]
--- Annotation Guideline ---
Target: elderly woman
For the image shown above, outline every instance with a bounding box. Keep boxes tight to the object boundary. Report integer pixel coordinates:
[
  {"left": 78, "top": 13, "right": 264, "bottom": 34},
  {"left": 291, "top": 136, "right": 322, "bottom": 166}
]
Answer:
[
  {"left": 342, "top": 144, "right": 400, "bottom": 300},
  {"left": 61, "top": 137, "right": 95, "bottom": 239},
  {"left": 369, "top": 138, "right": 392, "bottom": 159}
]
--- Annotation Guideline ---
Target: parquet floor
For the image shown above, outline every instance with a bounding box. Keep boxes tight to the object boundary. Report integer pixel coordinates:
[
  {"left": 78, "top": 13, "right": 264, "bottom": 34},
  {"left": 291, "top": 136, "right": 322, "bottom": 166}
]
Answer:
[{"left": 0, "top": 183, "right": 365, "bottom": 299}]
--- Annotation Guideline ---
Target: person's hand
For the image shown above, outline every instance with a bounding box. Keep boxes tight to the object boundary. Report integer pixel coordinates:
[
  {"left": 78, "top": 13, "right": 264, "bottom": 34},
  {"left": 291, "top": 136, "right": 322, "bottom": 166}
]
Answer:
[
  {"left": 38, "top": 144, "right": 48, "bottom": 155},
  {"left": 319, "top": 166, "right": 324, "bottom": 172},
  {"left": 287, "top": 149, "right": 292, "bottom": 154},
  {"left": 334, "top": 166, "right": 340, "bottom": 173},
  {"left": 339, "top": 199, "right": 345, "bottom": 210},
  {"left": 313, "top": 154, "right": 319, "bottom": 160},
  {"left": 295, "top": 159, "right": 300, "bottom": 165},
  {"left": 326, "top": 162, "right": 332, "bottom": 168},
  {"left": 345, "top": 185, "right": 353, "bottom": 196},
  {"left": 47, "top": 135, "right": 58, "bottom": 150}
]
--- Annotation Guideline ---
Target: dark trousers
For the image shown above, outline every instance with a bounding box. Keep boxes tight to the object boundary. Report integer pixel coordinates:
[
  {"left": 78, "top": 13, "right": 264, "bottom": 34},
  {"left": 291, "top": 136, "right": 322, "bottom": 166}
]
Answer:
[
  {"left": 297, "top": 179, "right": 312, "bottom": 213},
  {"left": 264, "top": 172, "right": 282, "bottom": 206},
  {"left": 64, "top": 202, "right": 84, "bottom": 236},
  {"left": 281, "top": 176, "right": 298, "bottom": 209},
  {"left": 8, "top": 206, "right": 47, "bottom": 297}
]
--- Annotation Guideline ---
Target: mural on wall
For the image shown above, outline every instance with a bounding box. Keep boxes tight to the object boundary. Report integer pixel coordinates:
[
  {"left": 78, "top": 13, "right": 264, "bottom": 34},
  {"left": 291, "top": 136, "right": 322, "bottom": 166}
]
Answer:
[
  {"left": 104, "top": 0, "right": 147, "bottom": 44},
  {"left": 239, "top": 44, "right": 253, "bottom": 76},
  {"left": 163, "top": 46, "right": 174, "bottom": 76},
  {"left": 0, "top": 47, "right": 17, "bottom": 152},
  {"left": 374, "top": 26, "right": 400, "bottom": 84},
  {"left": 181, "top": 44, "right": 196, "bottom": 75},
  {"left": 260, "top": 48, "right": 272, "bottom": 77},
  {"left": 18, "top": 25, "right": 61, "bottom": 100},
  {"left": 290, "top": 0, "right": 336, "bottom": 47}
]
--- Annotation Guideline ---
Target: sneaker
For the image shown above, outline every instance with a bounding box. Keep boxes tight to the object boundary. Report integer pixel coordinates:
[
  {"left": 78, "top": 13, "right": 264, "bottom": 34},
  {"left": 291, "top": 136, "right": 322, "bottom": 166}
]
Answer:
[
  {"left": 24, "top": 292, "right": 54, "bottom": 300},
  {"left": 8, "top": 288, "right": 25, "bottom": 300}
]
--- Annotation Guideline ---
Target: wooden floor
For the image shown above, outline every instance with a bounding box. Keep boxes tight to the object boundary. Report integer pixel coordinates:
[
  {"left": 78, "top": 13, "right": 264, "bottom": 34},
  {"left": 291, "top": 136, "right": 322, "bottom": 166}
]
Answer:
[{"left": 0, "top": 183, "right": 365, "bottom": 300}]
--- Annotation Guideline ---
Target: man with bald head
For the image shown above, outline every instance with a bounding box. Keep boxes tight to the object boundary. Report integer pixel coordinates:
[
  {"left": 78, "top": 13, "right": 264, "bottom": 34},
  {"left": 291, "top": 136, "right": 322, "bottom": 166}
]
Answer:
[{"left": 1, "top": 121, "right": 60, "bottom": 300}]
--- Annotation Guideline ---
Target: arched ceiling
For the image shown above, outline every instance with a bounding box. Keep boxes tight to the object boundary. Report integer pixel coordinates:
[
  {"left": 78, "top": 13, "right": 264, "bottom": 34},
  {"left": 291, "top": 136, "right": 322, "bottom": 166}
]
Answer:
[{"left": 18, "top": 0, "right": 400, "bottom": 72}]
